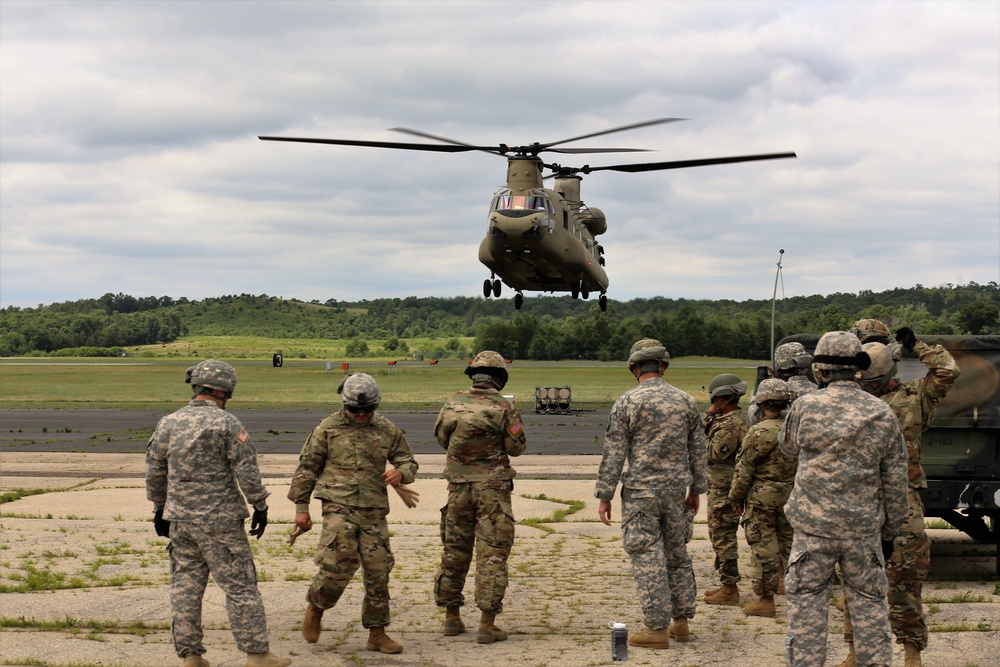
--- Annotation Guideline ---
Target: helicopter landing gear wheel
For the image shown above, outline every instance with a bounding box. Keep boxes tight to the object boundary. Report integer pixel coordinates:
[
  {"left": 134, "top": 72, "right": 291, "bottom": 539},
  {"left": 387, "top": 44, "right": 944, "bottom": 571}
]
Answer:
[
  {"left": 514, "top": 293, "right": 524, "bottom": 310},
  {"left": 581, "top": 281, "right": 590, "bottom": 299},
  {"left": 492, "top": 279, "right": 502, "bottom": 298},
  {"left": 599, "top": 294, "right": 608, "bottom": 312},
  {"left": 483, "top": 279, "right": 493, "bottom": 298},
  {"left": 571, "top": 282, "right": 580, "bottom": 300}
]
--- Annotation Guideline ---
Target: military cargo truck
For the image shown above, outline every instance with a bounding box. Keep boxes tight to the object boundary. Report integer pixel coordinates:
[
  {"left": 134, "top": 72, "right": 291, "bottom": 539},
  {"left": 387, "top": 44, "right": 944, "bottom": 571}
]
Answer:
[{"left": 776, "top": 334, "right": 1000, "bottom": 574}]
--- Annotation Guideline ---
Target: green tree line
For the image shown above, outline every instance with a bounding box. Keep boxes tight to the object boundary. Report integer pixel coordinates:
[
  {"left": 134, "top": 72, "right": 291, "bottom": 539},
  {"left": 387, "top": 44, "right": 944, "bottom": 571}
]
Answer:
[{"left": 1, "top": 283, "right": 998, "bottom": 359}]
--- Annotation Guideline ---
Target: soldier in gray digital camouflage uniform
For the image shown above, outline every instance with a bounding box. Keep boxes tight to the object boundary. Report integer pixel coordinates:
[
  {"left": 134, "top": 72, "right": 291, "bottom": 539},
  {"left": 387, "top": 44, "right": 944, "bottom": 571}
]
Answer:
[
  {"left": 289, "top": 373, "right": 417, "bottom": 654},
  {"left": 596, "top": 338, "right": 708, "bottom": 650},
  {"left": 146, "top": 360, "right": 291, "bottom": 667},
  {"left": 434, "top": 351, "right": 526, "bottom": 644},
  {"left": 748, "top": 341, "right": 817, "bottom": 427},
  {"left": 729, "top": 378, "right": 797, "bottom": 619},
  {"left": 779, "top": 331, "right": 908, "bottom": 667}
]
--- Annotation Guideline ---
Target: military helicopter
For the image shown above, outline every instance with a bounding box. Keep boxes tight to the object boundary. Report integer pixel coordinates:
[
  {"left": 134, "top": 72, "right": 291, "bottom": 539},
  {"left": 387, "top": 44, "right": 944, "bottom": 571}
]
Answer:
[{"left": 260, "top": 118, "right": 795, "bottom": 311}]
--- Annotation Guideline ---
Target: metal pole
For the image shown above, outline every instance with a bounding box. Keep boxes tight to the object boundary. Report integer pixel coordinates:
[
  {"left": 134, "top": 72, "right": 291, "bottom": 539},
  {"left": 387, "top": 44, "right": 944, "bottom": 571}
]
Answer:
[{"left": 770, "top": 249, "right": 784, "bottom": 364}]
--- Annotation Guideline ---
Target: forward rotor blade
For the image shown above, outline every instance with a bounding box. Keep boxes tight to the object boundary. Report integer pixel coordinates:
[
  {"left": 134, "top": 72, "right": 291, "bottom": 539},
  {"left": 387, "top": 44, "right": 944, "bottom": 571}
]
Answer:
[
  {"left": 390, "top": 127, "right": 505, "bottom": 155},
  {"left": 581, "top": 152, "right": 797, "bottom": 173},
  {"left": 542, "top": 117, "right": 686, "bottom": 150},
  {"left": 258, "top": 135, "right": 481, "bottom": 153},
  {"left": 547, "top": 147, "right": 652, "bottom": 154}
]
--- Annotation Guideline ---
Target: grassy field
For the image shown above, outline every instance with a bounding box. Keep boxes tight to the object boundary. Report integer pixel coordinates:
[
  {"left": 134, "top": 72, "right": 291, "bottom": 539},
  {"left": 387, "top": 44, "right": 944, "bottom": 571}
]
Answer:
[
  {"left": 0, "top": 355, "right": 763, "bottom": 409},
  {"left": 124, "top": 334, "right": 476, "bottom": 360}
]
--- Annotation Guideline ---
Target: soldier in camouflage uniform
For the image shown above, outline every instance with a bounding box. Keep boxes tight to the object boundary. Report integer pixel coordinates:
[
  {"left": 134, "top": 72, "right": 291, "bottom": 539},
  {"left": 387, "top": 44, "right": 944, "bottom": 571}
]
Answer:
[
  {"left": 703, "top": 373, "right": 749, "bottom": 604},
  {"left": 289, "top": 373, "right": 417, "bottom": 654},
  {"left": 728, "top": 378, "right": 797, "bottom": 618},
  {"left": 146, "top": 360, "right": 291, "bottom": 667},
  {"left": 748, "top": 341, "right": 817, "bottom": 426},
  {"left": 596, "top": 338, "right": 708, "bottom": 649},
  {"left": 434, "top": 351, "right": 526, "bottom": 644},
  {"left": 838, "top": 327, "right": 960, "bottom": 667},
  {"left": 779, "top": 331, "right": 909, "bottom": 667}
]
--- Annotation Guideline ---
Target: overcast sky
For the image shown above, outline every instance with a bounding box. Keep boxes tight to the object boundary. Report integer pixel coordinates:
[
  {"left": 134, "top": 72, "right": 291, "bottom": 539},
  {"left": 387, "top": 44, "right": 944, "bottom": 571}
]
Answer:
[{"left": 1, "top": 0, "right": 998, "bottom": 309}]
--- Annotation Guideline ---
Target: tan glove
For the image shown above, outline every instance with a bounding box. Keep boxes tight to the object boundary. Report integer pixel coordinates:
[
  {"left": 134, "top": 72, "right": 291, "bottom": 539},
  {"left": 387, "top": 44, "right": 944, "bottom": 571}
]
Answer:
[
  {"left": 393, "top": 484, "right": 420, "bottom": 508},
  {"left": 286, "top": 524, "right": 310, "bottom": 546}
]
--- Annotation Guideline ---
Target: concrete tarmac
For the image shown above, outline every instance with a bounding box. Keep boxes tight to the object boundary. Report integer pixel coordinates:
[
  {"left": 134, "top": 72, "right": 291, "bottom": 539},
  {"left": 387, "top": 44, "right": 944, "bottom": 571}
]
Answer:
[{"left": 1, "top": 452, "right": 998, "bottom": 667}]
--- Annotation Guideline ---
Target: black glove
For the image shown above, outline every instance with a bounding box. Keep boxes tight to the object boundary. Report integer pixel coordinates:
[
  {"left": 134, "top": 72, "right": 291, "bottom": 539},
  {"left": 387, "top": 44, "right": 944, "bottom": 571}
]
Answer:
[
  {"left": 249, "top": 507, "right": 268, "bottom": 539},
  {"left": 895, "top": 327, "right": 918, "bottom": 351},
  {"left": 881, "top": 539, "right": 895, "bottom": 560},
  {"left": 153, "top": 508, "right": 171, "bottom": 538}
]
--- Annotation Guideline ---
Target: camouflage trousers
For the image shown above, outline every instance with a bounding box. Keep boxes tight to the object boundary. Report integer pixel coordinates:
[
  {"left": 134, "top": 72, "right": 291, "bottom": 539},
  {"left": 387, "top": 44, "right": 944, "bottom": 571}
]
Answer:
[
  {"left": 785, "top": 531, "right": 891, "bottom": 667},
  {"left": 707, "top": 483, "right": 741, "bottom": 584},
  {"left": 308, "top": 503, "right": 394, "bottom": 629},
  {"left": 434, "top": 481, "right": 515, "bottom": 614},
  {"left": 741, "top": 503, "right": 792, "bottom": 597},
  {"left": 620, "top": 488, "right": 697, "bottom": 629},
  {"left": 843, "top": 487, "right": 930, "bottom": 651},
  {"left": 168, "top": 520, "right": 270, "bottom": 658}
]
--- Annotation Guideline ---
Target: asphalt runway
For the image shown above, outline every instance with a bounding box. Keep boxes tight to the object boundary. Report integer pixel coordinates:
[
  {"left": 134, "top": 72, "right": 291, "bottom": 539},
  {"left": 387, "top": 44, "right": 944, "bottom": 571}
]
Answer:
[{"left": 0, "top": 407, "right": 610, "bottom": 456}]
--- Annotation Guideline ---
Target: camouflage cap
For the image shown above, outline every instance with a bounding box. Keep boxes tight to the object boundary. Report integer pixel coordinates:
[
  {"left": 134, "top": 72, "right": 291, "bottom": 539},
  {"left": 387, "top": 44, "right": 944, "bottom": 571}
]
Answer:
[
  {"left": 185, "top": 359, "right": 237, "bottom": 395},
  {"left": 774, "top": 342, "right": 811, "bottom": 371},
  {"left": 812, "top": 331, "right": 872, "bottom": 371},
  {"left": 850, "top": 318, "right": 890, "bottom": 343},
  {"left": 709, "top": 373, "right": 748, "bottom": 399},
  {"left": 860, "top": 342, "right": 897, "bottom": 381},
  {"left": 340, "top": 372, "right": 381, "bottom": 407},
  {"left": 753, "top": 378, "right": 793, "bottom": 404},
  {"left": 627, "top": 338, "right": 670, "bottom": 367}
]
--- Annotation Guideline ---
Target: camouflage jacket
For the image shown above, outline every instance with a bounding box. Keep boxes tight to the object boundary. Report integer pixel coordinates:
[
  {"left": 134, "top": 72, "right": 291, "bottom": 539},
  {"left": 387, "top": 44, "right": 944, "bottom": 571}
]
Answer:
[
  {"left": 728, "top": 415, "right": 797, "bottom": 510},
  {"left": 882, "top": 341, "right": 960, "bottom": 489},
  {"left": 704, "top": 408, "right": 749, "bottom": 488},
  {"left": 779, "top": 380, "right": 908, "bottom": 540},
  {"left": 146, "top": 399, "right": 269, "bottom": 524},
  {"left": 434, "top": 385, "right": 526, "bottom": 483},
  {"left": 595, "top": 377, "right": 708, "bottom": 501},
  {"left": 748, "top": 374, "right": 817, "bottom": 426},
  {"left": 288, "top": 410, "right": 417, "bottom": 513}
]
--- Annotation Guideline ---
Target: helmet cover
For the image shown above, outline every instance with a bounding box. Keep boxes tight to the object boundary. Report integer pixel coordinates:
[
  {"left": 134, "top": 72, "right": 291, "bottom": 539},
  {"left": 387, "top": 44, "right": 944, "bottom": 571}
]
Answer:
[
  {"left": 812, "top": 331, "right": 872, "bottom": 371},
  {"left": 627, "top": 338, "right": 670, "bottom": 367},
  {"left": 340, "top": 372, "right": 381, "bottom": 408},
  {"left": 774, "top": 342, "right": 811, "bottom": 371},
  {"left": 753, "top": 378, "right": 794, "bottom": 404},
  {"left": 185, "top": 359, "right": 237, "bottom": 395},
  {"left": 850, "top": 318, "right": 890, "bottom": 343}
]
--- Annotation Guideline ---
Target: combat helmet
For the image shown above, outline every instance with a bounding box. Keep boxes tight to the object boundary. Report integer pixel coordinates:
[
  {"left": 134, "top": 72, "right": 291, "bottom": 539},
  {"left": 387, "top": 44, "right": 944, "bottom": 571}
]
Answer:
[
  {"left": 465, "top": 350, "right": 508, "bottom": 390},
  {"left": 339, "top": 372, "right": 381, "bottom": 411},
  {"left": 752, "top": 378, "right": 793, "bottom": 405},
  {"left": 859, "top": 342, "right": 898, "bottom": 395},
  {"left": 627, "top": 338, "right": 670, "bottom": 370},
  {"left": 812, "top": 331, "right": 872, "bottom": 375},
  {"left": 850, "top": 318, "right": 891, "bottom": 344},
  {"left": 774, "top": 342, "right": 812, "bottom": 374},
  {"left": 709, "top": 373, "right": 748, "bottom": 400},
  {"left": 185, "top": 359, "right": 237, "bottom": 397}
]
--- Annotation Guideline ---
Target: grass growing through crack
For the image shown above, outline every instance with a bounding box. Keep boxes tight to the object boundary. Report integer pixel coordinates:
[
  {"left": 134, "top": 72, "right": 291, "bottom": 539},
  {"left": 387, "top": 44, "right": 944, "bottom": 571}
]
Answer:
[
  {"left": 0, "top": 615, "right": 168, "bottom": 636},
  {"left": 517, "top": 493, "right": 586, "bottom": 535}
]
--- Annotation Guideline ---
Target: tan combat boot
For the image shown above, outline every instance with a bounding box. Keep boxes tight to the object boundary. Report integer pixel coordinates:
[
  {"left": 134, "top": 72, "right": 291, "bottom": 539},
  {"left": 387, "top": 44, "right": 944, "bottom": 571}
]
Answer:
[
  {"left": 245, "top": 654, "right": 292, "bottom": 667},
  {"left": 704, "top": 583, "right": 740, "bottom": 604},
  {"left": 301, "top": 602, "right": 324, "bottom": 643},
  {"left": 743, "top": 596, "right": 776, "bottom": 618},
  {"left": 836, "top": 641, "right": 856, "bottom": 667},
  {"left": 366, "top": 627, "right": 403, "bottom": 654},
  {"left": 668, "top": 617, "right": 689, "bottom": 642},
  {"left": 904, "top": 642, "right": 922, "bottom": 667},
  {"left": 476, "top": 611, "right": 508, "bottom": 644},
  {"left": 628, "top": 626, "right": 669, "bottom": 649},
  {"left": 442, "top": 606, "right": 465, "bottom": 636},
  {"left": 182, "top": 656, "right": 209, "bottom": 667}
]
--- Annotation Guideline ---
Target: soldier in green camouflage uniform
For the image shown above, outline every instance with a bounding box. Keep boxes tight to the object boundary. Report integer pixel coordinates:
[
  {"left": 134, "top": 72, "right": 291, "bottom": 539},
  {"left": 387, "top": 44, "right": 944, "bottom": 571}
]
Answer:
[
  {"left": 703, "top": 373, "right": 749, "bottom": 604},
  {"left": 728, "top": 378, "right": 797, "bottom": 618},
  {"left": 748, "top": 341, "right": 817, "bottom": 426},
  {"left": 288, "top": 373, "right": 417, "bottom": 655},
  {"left": 779, "top": 331, "right": 908, "bottom": 667},
  {"left": 838, "top": 326, "right": 960, "bottom": 667},
  {"left": 146, "top": 360, "right": 291, "bottom": 667},
  {"left": 596, "top": 338, "right": 708, "bottom": 650},
  {"left": 434, "top": 351, "right": 526, "bottom": 644}
]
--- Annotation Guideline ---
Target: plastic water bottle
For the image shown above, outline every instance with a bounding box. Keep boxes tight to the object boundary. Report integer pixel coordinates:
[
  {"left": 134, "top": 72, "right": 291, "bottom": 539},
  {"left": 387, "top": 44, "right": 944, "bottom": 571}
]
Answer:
[{"left": 610, "top": 621, "right": 628, "bottom": 661}]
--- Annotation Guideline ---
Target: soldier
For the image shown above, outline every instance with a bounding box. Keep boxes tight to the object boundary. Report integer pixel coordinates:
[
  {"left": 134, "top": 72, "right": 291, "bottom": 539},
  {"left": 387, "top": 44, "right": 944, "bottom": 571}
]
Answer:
[
  {"left": 779, "top": 331, "right": 908, "bottom": 667},
  {"left": 728, "top": 378, "right": 797, "bottom": 618},
  {"left": 434, "top": 351, "right": 526, "bottom": 644},
  {"left": 289, "top": 373, "right": 417, "bottom": 654},
  {"left": 838, "top": 328, "right": 960, "bottom": 667},
  {"left": 748, "top": 341, "right": 817, "bottom": 426},
  {"left": 596, "top": 338, "right": 708, "bottom": 649},
  {"left": 702, "top": 373, "right": 749, "bottom": 605},
  {"left": 146, "top": 360, "right": 291, "bottom": 667}
]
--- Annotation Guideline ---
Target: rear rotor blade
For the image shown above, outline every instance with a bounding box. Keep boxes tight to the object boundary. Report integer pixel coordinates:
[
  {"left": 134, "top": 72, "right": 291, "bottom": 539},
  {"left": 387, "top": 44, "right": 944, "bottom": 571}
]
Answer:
[
  {"left": 541, "top": 117, "right": 686, "bottom": 150},
  {"left": 580, "top": 152, "right": 797, "bottom": 174},
  {"left": 258, "top": 135, "right": 482, "bottom": 153}
]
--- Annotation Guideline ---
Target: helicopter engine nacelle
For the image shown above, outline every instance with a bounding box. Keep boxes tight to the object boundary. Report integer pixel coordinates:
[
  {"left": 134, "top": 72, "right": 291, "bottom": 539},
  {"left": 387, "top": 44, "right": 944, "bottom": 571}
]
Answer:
[{"left": 580, "top": 207, "right": 607, "bottom": 236}]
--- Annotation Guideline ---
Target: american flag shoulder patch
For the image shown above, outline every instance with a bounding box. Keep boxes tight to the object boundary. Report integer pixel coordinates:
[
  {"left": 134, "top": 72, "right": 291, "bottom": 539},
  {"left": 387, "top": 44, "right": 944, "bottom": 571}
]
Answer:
[
  {"left": 509, "top": 421, "right": 523, "bottom": 436},
  {"left": 237, "top": 429, "right": 250, "bottom": 443}
]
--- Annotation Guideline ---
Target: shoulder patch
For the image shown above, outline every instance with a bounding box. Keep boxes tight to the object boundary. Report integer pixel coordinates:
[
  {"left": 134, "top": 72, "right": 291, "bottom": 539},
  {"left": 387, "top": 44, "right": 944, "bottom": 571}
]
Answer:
[
  {"left": 237, "top": 429, "right": 250, "bottom": 443},
  {"left": 509, "top": 421, "right": 523, "bottom": 436}
]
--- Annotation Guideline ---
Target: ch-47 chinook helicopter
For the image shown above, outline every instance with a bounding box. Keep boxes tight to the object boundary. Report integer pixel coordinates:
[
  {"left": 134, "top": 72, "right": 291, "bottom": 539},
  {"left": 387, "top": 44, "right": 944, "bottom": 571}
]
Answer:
[{"left": 260, "top": 118, "right": 795, "bottom": 311}]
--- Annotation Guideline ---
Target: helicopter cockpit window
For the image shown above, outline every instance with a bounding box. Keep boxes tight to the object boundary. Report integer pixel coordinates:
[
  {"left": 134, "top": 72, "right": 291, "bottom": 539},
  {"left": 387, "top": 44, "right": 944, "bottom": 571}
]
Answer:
[{"left": 493, "top": 192, "right": 552, "bottom": 213}]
